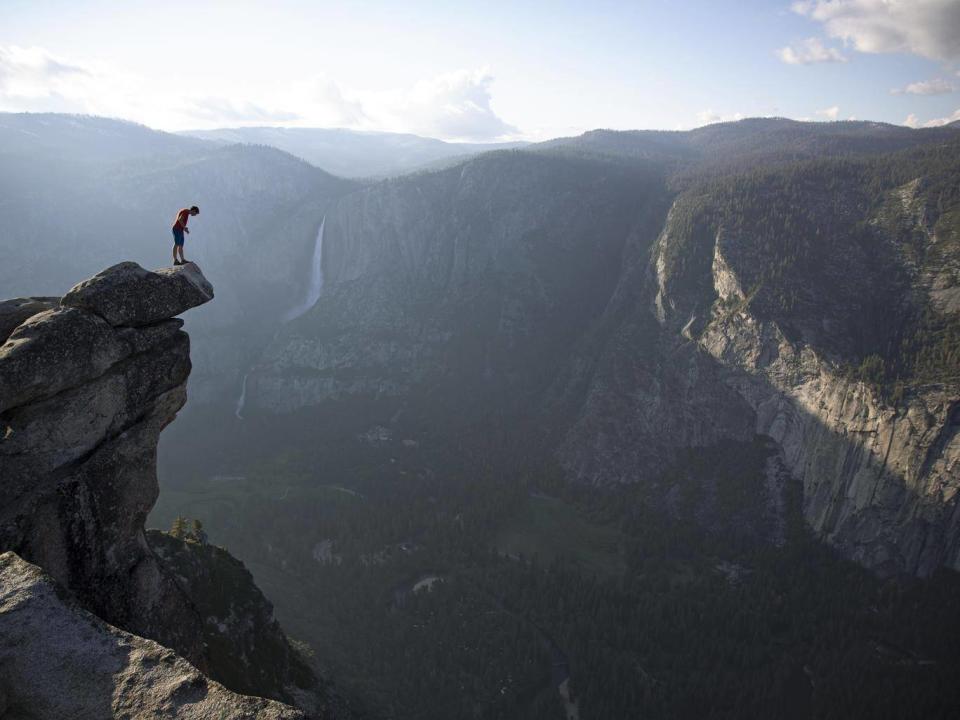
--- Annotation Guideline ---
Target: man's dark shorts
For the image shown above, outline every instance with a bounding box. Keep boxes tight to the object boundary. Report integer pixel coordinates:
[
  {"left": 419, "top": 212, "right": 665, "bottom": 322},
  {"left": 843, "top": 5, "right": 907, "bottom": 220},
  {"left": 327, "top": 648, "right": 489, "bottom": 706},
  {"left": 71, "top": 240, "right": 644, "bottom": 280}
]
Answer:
[{"left": 172, "top": 228, "right": 185, "bottom": 247}]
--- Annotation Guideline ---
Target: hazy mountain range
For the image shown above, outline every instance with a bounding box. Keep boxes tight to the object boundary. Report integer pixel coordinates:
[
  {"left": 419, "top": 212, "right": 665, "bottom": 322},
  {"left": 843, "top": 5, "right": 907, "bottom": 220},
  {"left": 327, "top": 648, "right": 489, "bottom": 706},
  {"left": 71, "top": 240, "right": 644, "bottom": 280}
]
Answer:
[{"left": 180, "top": 125, "right": 527, "bottom": 178}]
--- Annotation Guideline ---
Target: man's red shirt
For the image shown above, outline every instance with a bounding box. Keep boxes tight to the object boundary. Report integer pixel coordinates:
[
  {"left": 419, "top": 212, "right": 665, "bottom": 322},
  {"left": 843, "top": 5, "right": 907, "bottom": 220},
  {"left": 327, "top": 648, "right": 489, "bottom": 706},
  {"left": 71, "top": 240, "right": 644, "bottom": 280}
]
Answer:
[{"left": 173, "top": 208, "right": 191, "bottom": 231}]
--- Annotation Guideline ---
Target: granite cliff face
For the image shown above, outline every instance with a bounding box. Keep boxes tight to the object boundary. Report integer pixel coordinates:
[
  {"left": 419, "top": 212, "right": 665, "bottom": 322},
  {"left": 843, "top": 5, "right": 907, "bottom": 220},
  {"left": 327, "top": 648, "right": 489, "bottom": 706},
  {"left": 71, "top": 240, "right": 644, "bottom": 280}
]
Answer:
[
  {"left": 0, "top": 262, "right": 338, "bottom": 717},
  {"left": 247, "top": 151, "right": 664, "bottom": 420},
  {"left": 0, "top": 262, "right": 214, "bottom": 664},
  {"left": 698, "top": 310, "right": 959, "bottom": 576},
  {"left": 651, "top": 166, "right": 960, "bottom": 577}
]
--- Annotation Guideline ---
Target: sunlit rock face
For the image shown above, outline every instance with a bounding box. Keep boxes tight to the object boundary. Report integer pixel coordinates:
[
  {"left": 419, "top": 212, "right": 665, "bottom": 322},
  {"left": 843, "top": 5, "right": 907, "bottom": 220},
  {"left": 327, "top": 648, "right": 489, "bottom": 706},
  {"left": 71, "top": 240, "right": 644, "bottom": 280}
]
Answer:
[
  {"left": 651, "top": 175, "right": 960, "bottom": 577},
  {"left": 697, "top": 305, "right": 960, "bottom": 576},
  {"left": 0, "top": 552, "right": 306, "bottom": 720}
]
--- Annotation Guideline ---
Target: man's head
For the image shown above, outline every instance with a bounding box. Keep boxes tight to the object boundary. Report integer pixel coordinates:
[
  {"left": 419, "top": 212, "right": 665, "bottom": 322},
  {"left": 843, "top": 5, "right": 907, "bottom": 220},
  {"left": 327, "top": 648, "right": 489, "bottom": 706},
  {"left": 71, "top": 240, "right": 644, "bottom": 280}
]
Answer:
[{"left": 190, "top": 206, "right": 200, "bottom": 216}]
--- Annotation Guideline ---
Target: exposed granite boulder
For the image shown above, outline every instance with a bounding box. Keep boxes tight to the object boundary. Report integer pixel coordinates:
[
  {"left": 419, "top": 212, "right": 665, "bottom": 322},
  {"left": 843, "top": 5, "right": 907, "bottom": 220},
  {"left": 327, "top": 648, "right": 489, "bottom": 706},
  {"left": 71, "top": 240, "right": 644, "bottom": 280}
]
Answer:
[
  {"left": 0, "top": 552, "right": 305, "bottom": 720},
  {"left": 0, "top": 307, "right": 130, "bottom": 414},
  {"left": 62, "top": 261, "right": 214, "bottom": 327},
  {"left": 0, "top": 296, "right": 59, "bottom": 343}
]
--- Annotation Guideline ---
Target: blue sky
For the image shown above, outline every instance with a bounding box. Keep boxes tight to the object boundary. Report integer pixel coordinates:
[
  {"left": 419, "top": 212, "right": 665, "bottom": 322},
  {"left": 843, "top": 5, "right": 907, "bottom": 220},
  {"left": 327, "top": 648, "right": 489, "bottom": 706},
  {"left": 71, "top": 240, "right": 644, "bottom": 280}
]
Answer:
[{"left": 1, "top": 0, "right": 958, "bottom": 139}]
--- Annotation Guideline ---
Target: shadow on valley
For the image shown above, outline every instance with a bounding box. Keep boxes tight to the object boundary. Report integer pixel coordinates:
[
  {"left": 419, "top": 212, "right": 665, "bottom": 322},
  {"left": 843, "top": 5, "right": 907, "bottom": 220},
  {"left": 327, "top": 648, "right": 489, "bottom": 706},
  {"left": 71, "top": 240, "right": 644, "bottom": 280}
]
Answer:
[{"left": 152, "top": 351, "right": 960, "bottom": 720}]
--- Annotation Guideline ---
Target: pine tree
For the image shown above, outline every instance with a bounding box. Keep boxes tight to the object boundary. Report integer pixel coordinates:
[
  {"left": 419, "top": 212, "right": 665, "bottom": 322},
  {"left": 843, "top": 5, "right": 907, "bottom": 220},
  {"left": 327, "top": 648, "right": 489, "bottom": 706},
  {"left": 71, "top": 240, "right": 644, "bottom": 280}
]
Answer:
[
  {"left": 190, "top": 518, "right": 208, "bottom": 545},
  {"left": 170, "top": 516, "right": 188, "bottom": 539}
]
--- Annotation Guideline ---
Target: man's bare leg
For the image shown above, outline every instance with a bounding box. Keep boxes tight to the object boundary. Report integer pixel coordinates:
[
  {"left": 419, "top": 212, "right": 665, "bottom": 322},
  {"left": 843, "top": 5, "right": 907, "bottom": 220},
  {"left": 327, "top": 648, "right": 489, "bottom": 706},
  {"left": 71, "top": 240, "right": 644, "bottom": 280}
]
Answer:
[{"left": 173, "top": 245, "right": 179, "bottom": 265}]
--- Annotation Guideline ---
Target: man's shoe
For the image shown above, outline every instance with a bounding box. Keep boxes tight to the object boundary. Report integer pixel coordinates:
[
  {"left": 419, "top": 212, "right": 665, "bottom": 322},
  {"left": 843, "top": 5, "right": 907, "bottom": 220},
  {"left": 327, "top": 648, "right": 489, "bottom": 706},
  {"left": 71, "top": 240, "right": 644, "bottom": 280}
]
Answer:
[{"left": 173, "top": 260, "right": 183, "bottom": 266}]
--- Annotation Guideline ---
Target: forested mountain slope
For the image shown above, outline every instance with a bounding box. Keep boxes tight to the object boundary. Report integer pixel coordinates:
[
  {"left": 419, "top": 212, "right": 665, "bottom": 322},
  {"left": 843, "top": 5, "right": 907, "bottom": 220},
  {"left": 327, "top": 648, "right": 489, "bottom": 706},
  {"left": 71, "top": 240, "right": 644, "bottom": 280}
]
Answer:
[{"left": 540, "top": 118, "right": 960, "bottom": 176}]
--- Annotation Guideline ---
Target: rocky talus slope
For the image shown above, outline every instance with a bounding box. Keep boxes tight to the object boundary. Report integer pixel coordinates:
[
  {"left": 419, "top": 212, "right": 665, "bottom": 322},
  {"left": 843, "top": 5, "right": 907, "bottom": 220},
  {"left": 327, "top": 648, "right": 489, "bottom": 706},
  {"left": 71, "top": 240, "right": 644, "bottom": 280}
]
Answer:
[
  {"left": 0, "top": 262, "right": 340, "bottom": 717},
  {"left": 148, "top": 530, "right": 319, "bottom": 704},
  {"left": 0, "top": 552, "right": 302, "bottom": 720}
]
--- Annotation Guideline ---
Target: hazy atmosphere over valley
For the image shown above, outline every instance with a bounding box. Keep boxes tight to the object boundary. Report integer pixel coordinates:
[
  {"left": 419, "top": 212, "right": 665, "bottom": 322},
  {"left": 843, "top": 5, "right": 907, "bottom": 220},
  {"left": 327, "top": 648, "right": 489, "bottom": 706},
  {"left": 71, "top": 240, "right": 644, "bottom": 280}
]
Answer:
[{"left": 1, "top": 2, "right": 960, "bottom": 719}]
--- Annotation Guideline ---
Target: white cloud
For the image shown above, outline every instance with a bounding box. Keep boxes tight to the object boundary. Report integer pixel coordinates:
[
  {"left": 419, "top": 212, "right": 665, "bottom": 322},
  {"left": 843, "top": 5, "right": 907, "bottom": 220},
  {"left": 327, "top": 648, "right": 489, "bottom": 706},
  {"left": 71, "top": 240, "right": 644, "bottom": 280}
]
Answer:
[
  {"left": 695, "top": 109, "right": 745, "bottom": 126},
  {"left": 0, "top": 44, "right": 518, "bottom": 139},
  {"left": 315, "top": 80, "right": 368, "bottom": 126},
  {"left": 891, "top": 78, "right": 955, "bottom": 95},
  {"left": 792, "top": 0, "right": 960, "bottom": 60},
  {"left": 182, "top": 98, "right": 299, "bottom": 124},
  {"left": 0, "top": 45, "right": 90, "bottom": 107},
  {"left": 0, "top": 45, "right": 88, "bottom": 94},
  {"left": 0, "top": 43, "right": 168, "bottom": 120},
  {"left": 923, "top": 108, "right": 960, "bottom": 127},
  {"left": 903, "top": 108, "right": 960, "bottom": 127},
  {"left": 285, "top": 68, "right": 517, "bottom": 140},
  {"left": 817, "top": 105, "right": 840, "bottom": 120},
  {"left": 369, "top": 69, "right": 517, "bottom": 140},
  {"left": 268, "top": 76, "right": 369, "bottom": 129},
  {"left": 778, "top": 37, "right": 847, "bottom": 64}
]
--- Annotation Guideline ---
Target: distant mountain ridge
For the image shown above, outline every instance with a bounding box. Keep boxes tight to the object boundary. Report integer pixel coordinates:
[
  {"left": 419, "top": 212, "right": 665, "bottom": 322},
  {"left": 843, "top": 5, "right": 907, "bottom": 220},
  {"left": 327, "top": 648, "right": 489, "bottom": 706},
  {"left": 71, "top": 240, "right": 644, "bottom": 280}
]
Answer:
[
  {"left": 0, "top": 112, "right": 211, "bottom": 165},
  {"left": 180, "top": 126, "right": 527, "bottom": 178},
  {"left": 539, "top": 117, "right": 960, "bottom": 177}
]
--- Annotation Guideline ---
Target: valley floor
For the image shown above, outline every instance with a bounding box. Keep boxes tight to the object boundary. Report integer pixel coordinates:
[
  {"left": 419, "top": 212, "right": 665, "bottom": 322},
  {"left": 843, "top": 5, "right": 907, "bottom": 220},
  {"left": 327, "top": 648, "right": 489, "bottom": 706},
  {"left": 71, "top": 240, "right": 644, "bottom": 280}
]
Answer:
[{"left": 152, "top": 432, "right": 960, "bottom": 720}]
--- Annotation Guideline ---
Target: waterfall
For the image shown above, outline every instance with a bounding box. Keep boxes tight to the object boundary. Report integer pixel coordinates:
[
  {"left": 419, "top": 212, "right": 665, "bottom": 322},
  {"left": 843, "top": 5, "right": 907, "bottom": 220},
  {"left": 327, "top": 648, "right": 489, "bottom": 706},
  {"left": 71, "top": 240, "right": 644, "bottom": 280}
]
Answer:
[
  {"left": 235, "top": 372, "right": 249, "bottom": 419},
  {"left": 238, "top": 219, "right": 324, "bottom": 420},
  {"left": 282, "top": 217, "right": 326, "bottom": 323}
]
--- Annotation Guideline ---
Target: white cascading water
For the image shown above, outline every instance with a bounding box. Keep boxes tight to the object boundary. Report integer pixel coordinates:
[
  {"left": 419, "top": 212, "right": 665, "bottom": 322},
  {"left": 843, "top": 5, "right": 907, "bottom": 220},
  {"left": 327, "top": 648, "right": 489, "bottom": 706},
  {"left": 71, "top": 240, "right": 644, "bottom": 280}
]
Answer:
[
  {"left": 235, "top": 372, "right": 249, "bottom": 419},
  {"left": 237, "top": 217, "right": 326, "bottom": 420},
  {"left": 282, "top": 217, "right": 326, "bottom": 322}
]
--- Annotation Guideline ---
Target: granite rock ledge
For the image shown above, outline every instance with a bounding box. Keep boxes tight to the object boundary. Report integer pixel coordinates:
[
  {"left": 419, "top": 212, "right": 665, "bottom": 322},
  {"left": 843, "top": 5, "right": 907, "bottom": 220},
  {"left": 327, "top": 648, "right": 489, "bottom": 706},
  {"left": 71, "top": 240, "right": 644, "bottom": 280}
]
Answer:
[{"left": 0, "top": 262, "right": 341, "bottom": 718}]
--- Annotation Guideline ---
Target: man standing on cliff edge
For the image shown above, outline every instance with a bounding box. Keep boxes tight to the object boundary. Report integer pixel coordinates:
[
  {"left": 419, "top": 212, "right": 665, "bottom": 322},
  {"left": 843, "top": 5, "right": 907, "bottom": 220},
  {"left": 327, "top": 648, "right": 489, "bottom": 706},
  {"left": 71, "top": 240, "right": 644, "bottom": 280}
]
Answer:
[{"left": 172, "top": 206, "right": 200, "bottom": 266}]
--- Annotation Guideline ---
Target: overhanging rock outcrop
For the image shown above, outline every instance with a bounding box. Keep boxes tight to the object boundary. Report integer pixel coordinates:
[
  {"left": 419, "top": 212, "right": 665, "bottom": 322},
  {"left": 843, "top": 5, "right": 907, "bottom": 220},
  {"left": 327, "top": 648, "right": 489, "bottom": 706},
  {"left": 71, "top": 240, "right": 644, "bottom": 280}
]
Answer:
[
  {"left": 61, "top": 260, "right": 214, "bottom": 327},
  {"left": 0, "top": 262, "right": 212, "bottom": 663},
  {"left": 0, "top": 262, "right": 342, "bottom": 717}
]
